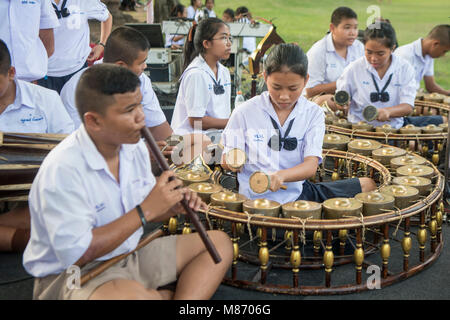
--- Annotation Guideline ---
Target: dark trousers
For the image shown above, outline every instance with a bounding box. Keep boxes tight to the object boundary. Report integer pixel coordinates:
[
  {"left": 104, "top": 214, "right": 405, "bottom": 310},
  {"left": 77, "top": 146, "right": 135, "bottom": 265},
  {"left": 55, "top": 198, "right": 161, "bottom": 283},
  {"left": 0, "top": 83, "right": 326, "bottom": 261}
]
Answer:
[{"left": 37, "top": 62, "right": 88, "bottom": 94}]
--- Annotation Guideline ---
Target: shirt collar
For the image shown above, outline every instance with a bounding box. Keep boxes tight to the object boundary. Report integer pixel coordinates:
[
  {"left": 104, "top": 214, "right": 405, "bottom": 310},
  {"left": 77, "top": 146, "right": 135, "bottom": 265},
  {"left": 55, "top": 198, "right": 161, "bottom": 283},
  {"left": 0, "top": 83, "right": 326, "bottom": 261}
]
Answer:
[
  {"left": 77, "top": 124, "right": 138, "bottom": 171},
  {"left": 413, "top": 38, "right": 427, "bottom": 62},
  {"left": 183, "top": 54, "right": 221, "bottom": 80},
  {"left": 325, "top": 33, "right": 336, "bottom": 53},
  {"left": 10, "top": 79, "right": 35, "bottom": 111}
]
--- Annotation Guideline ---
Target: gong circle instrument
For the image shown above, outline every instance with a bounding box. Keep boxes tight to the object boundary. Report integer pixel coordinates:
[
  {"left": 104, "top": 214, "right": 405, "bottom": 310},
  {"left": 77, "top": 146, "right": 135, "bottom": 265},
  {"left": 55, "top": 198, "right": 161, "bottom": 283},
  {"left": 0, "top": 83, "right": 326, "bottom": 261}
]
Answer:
[
  {"left": 282, "top": 200, "right": 322, "bottom": 219},
  {"left": 332, "top": 118, "right": 352, "bottom": 129},
  {"left": 175, "top": 171, "right": 211, "bottom": 186},
  {"left": 354, "top": 191, "right": 395, "bottom": 216},
  {"left": 249, "top": 171, "right": 287, "bottom": 194},
  {"left": 181, "top": 149, "right": 443, "bottom": 296}
]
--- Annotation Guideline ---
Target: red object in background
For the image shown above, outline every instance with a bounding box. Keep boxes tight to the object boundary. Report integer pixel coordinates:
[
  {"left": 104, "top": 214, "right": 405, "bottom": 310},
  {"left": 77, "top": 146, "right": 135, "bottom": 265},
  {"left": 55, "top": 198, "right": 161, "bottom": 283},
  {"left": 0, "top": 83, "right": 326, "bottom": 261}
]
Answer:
[{"left": 88, "top": 43, "right": 104, "bottom": 66}]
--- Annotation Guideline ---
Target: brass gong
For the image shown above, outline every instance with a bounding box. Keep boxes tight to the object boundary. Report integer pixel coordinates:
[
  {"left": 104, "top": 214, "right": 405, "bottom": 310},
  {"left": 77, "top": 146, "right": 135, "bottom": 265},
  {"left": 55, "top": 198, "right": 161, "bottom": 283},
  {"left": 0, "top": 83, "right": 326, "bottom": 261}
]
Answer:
[
  {"left": 243, "top": 198, "right": 281, "bottom": 217},
  {"left": 282, "top": 200, "right": 322, "bottom": 219},
  {"left": 379, "top": 185, "right": 419, "bottom": 209},
  {"left": 390, "top": 154, "right": 427, "bottom": 170},
  {"left": 354, "top": 191, "right": 395, "bottom": 216},
  {"left": 347, "top": 139, "right": 382, "bottom": 156},
  {"left": 396, "top": 164, "right": 434, "bottom": 180},
  {"left": 323, "top": 134, "right": 350, "bottom": 151},
  {"left": 372, "top": 146, "right": 406, "bottom": 165},
  {"left": 323, "top": 198, "right": 362, "bottom": 219},
  {"left": 188, "top": 182, "right": 223, "bottom": 204},
  {"left": 392, "top": 176, "right": 431, "bottom": 196},
  {"left": 210, "top": 190, "right": 248, "bottom": 212}
]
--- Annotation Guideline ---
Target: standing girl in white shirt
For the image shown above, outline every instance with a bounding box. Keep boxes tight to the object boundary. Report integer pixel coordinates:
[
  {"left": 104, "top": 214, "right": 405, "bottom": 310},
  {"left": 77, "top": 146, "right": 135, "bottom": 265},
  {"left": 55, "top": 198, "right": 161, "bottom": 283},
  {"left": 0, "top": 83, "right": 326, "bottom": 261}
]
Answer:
[
  {"left": 171, "top": 17, "right": 232, "bottom": 141},
  {"left": 334, "top": 21, "right": 446, "bottom": 128},
  {"left": 221, "top": 43, "right": 376, "bottom": 204}
]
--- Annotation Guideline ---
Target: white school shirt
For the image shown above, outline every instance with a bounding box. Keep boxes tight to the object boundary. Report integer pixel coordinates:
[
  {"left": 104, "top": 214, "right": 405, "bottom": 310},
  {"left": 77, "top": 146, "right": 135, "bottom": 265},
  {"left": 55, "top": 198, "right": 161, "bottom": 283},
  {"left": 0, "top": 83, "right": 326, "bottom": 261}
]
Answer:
[
  {"left": 394, "top": 38, "right": 434, "bottom": 90},
  {"left": 187, "top": 6, "right": 200, "bottom": 20},
  {"left": 0, "top": 79, "right": 74, "bottom": 134},
  {"left": 47, "top": 0, "right": 110, "bottom": 77},
  {"left": 165, "top": 33, "right": 185, "bottom": 48},
  {"left": 306, "top": 33, "right": 364, "bottom": 89},
  {"left": 60, "top": 68, "right": 166, "bottom": 129},
  {"left": 336, "top": 55, "right": 417, "bottom": 129},
  {"left": 221, "top": 92, "right": 325, "bottom": 204},
  {"left": 171, "top": 55, "right": 231, "bottom": 135},
  {"left": 23, "top": 125, "right": 155, "bottom": 277},
  {"left": 0, "top": 0, "right": 60, "bottom": 82}
]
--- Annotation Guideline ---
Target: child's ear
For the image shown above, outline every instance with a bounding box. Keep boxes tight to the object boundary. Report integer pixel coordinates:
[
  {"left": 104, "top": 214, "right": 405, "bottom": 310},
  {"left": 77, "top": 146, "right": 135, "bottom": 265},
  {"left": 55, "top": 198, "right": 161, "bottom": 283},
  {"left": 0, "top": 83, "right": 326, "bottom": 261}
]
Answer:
[
  {"left": 84, "top": 112, "right": 102, "bottom": 131},
  {"left": 7, "top": 66, "right": 15, "bottom": 81},
  {"left": 115, "top": 60, "right": 128, "bottom": 68},
  {"left": 263, "top": 71, "right": 268, "bottom": 83}
]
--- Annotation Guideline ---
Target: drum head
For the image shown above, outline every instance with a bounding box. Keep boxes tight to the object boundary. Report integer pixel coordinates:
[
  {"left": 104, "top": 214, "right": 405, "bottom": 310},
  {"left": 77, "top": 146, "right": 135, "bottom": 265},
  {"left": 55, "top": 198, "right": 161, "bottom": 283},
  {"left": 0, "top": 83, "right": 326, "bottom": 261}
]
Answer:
[
  {"left": 362, "top": 105, "right": 378, "bottom": 122},
  {"left": 249, "top": 171, "right": 270, "bottom": 194}
]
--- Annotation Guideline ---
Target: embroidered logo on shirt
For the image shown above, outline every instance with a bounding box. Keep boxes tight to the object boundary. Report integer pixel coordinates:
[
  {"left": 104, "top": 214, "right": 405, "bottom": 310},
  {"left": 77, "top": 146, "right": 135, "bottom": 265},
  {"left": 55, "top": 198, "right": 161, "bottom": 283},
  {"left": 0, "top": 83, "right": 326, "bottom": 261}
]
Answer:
[
  {"left": 21, "top": 1, "right": 37, "bottom": 4},
  {"left": 20, "top": 116, "right": 43, "bottom": 124},
  {"left": 95, "top": 203, "right": 106, "bottom": 213},
  {"left": 362, "top": 81, "right": 370, "bottom": 85},
  {"left": 329, "top": 63, "right": 337, "bottom": 68},
  {"left": 253, "top": 133, "right": 264, "bottom": 142}
]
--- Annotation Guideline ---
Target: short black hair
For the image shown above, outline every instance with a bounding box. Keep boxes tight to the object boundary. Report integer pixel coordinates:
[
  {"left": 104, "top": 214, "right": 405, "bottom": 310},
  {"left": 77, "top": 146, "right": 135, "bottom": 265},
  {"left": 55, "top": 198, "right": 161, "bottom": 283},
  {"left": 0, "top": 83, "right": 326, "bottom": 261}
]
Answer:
[
  {"left": 363, "top": 21, "right": 397, "bottom": 50},
  {"left": 264, "top": 43, "right": 308, "bottom": 78},
  {"left": 170, "top": 4, "right": 185, "bottom": 17},
  {"left": 427, "top": 24, "right": 450, "bottom": 47},
  {"left": 103, "top": 26, "right": 150, "bottom": 65},
  {"left": 75, "top": 64, "right": 141, "bottom": 122},
  {"left": 331, "top": 7, "right": 358, "bottom": 26},
  {"left": 223, "top": 8, "right": 234, "bottom": 19},
  {"left": 0, "top": 40, "right": 12, "bottom": 75},
  {"left": 235, "top": 6, "right": 249, "bottom": 15}
]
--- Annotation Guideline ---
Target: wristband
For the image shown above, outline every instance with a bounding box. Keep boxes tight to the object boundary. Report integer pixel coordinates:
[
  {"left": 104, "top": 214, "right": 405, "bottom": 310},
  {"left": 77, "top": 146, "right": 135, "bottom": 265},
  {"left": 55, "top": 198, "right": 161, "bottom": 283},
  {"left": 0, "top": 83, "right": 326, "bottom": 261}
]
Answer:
[
  {"left": 136, "top": 205, "right": 147, "bottom": 227},
  {"left": 97, "top": 41, "right": 106, "bottom": 48}
]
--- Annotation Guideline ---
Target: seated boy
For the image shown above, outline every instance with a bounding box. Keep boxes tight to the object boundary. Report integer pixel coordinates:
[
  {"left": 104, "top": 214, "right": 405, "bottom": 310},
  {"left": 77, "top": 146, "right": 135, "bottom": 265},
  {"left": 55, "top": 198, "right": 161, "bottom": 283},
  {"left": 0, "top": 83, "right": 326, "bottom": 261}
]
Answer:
[
  {"left": 305, "top": 7, "right": 364, "bottom": 107},
  {"left": 23, "top": 64, "right": 233, "bottom": 300},
  {"left": 0, "top": 40, "right": 74, "bottom": 134},
  {"left": 395, "top": 24, "right": 450, "bottom": 96}
]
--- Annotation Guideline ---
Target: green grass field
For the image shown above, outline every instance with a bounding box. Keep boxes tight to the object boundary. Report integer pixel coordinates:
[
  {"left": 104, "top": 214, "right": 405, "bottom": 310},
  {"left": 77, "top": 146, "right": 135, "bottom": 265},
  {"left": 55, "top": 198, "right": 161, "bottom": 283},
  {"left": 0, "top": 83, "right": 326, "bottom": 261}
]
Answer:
[{"left": 181, "top": 0, "right": 450, "bottom": 89}]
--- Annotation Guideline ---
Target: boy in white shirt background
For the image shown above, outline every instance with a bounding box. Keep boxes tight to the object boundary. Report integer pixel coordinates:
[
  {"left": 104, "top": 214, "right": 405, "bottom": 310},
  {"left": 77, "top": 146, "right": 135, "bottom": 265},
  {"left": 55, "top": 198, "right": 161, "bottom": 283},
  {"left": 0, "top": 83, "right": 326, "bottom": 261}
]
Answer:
[
  {"left": 0, "top": 0, "right": 60, "bottom": 82},
  {"left": 0, "top": 40, "right": 74, "bottom": 134},
  {"left": 395, "top": 24, "right": 450, "bottom": 96},
  {"left": 0, "top": 39, "right": 73, "bottom": 254},
  {"left": 37, "top": 0, "right": 113, "bottom": 93},
  {"left": 305, "top": 7, "right": 364, "bottom": 107}
]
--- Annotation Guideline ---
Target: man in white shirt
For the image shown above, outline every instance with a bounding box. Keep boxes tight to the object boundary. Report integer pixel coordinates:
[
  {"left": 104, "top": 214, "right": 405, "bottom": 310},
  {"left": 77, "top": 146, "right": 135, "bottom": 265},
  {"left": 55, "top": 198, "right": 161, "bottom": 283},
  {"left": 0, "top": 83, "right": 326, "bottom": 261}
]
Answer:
[
  {"left": 23, "top": 63, "right": 233, "bottom": 300},
  {"left": 37, "top": 0, "right": 113, "bottom": 93},
  {"left": 305, "top": 7, "right": 364, "bottom": 106},
  {"left": 395, "top": 24, "right": 450, "bottom": 95},
  {"left": 0, "top": 40, "right": 74, "bottom": 134},
  {"left": 0, "top": 0, "right": 60, "bottom": 82}
]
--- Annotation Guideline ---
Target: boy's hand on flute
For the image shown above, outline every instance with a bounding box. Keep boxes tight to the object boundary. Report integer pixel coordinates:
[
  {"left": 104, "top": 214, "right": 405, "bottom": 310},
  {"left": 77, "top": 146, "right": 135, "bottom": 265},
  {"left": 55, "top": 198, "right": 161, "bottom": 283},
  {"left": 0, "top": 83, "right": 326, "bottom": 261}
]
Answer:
[{"left": 141, "top": 170, "right": 188, "bottom": 222}]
